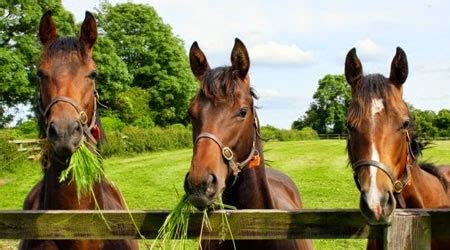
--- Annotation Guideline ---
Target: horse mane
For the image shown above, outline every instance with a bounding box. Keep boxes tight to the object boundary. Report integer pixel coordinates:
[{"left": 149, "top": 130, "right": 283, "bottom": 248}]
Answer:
[
  {"left": 199, "top": 66, "right": 257, "bottom": 103},
  {"left": 44, "top": 37, "right": 88, "bottom": 62}
]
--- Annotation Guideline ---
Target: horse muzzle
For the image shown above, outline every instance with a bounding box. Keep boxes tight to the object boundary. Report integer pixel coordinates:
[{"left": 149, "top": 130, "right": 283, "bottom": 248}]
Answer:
[
  {"left": 47, "top": 118, "right": 83, "bottom": 158},
  {"left": 184, "top": 172, "right": 220, "bottom": 209},
  {"left": 360, "top": 189, "right": 396, "bottom": 225}
]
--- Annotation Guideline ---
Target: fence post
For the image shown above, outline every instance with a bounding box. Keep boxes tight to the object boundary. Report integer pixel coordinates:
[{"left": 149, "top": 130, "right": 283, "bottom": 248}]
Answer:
[{"left": 383, "top": 210, "right": 431, "bottom": 250}]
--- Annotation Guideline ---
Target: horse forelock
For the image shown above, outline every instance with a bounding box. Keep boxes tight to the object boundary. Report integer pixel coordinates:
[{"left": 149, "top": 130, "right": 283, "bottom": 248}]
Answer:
[{"left": 198, "top": 66, "right": 257, "bottom": 104}]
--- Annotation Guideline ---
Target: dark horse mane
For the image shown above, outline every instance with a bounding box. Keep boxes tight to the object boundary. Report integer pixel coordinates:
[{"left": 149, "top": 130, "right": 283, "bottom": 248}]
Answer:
[
  {"left": 36, "top": 36, "right": 104, "bottom": 162},
  {"left": 346, "top": 74, "right": 448, "bottom": 190},
  {"left": 45, "top": 37, "right": 88, "bottom": 62},
  {"left": 198, "top": 66, "right": 258, "bottom": 103}
]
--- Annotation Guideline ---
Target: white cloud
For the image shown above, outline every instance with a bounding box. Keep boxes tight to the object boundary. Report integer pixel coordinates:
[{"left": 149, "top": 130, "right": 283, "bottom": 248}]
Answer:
[
  {"left": 354, "top": 39, "right": 384, "bottom": 61},
  {"left": 249, "top": 41, "right": 314, "bottom": 66},
  {"left": 256, "top": 88, "right": 281, "bottom": 98}
]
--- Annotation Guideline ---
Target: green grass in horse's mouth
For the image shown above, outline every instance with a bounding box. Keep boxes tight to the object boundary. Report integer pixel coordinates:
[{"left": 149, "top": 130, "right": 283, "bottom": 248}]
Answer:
[
  {"left": 59, "top": 141, "right": 104, "bottom": 200},
  {"left": 151, "top": 194, "right": 236, "bottom": 250}
]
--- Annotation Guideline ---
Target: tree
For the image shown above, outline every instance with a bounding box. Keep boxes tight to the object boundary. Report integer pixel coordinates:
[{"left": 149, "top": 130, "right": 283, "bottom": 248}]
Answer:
[
  {"left": 434, "top": 109, "right": 450, "bottom": 137},
  {"left": 411, "top": 109, "right": 438, "bottom": 138},
  {"left": 0, "top": 0, "right": 76, "bottom": 126},
  {"left": 292, "top": 74, "right": 351, "bottom": 134},
  {"left": 93, "top": 37, "right": 133, "bottom": 107},
  {"left": 96, "top": 3, "right": 197, "bottom": 126}
]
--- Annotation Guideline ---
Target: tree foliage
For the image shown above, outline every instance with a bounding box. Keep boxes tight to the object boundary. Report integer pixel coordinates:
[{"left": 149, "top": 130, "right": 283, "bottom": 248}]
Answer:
[
  {"left": 93, "top": 36, "right": 132, "bottom": 107},
  {"left": 411, "top": 108, "right": 450, "bottom": 138},
  {"left": 96, "top": 3, "right": 197, "bottom": 126},
  {"left": 0, "top": 0, "right": 76, "bottom": 127},
  {"left": 292, "top": 74, "right": 351, "bottom": 134}
]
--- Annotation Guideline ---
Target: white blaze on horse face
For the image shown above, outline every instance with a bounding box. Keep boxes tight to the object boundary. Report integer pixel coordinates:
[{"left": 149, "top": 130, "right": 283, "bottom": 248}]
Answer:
[
  {"left": 371, "top": 99, "right": 384, "bottom": 116},
  {"left": 367, "top": 98, "right": 384, "bottom": 208}
]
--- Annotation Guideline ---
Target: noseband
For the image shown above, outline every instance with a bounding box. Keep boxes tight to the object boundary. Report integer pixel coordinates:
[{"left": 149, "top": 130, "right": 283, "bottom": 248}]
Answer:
[
  {"left": 352, "top": 130, "right": 416, "bottom": 208},
  {"left": 194, "top": 109, "right": 260, "bottom": 186},
  {"left": 39, "top": 91, "right": 100, "bottom": 144}
]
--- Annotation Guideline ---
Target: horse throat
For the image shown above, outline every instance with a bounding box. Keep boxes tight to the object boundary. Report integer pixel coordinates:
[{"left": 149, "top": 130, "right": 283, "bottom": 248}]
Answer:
[{"left": 223, "top": 140, "right": 275, "bottom": 209}]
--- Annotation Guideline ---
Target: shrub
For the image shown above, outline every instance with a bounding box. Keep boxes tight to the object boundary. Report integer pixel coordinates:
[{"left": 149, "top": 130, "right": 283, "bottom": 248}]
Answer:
[
  {"left": 16, "top": 119, "right": 39, "bottom": 138},
  {"left": 101, "top": 115, "right": 126, "bottom": 133},
  {"left": 101, "top": 126, "right": 193, "bottom": 156},
  {"left": 0, "top": 130, "right": 27, "bottom": 172},
  {"left": 100, "top": 131, "right": 128, "bottom": 157},
  {"left": 260, "top": 126, "right": 319, "bottom": 141}
]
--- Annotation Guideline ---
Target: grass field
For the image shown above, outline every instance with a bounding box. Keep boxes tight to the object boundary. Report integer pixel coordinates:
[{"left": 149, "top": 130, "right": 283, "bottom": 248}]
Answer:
[{"left": 1, "top": 140, "right": 449, "bottom": 249}]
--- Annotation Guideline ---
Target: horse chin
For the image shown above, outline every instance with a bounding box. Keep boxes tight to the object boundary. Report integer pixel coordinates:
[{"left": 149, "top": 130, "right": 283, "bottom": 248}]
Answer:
[{"left": 187, "top": 193, "right": 214, "bottom": 210}]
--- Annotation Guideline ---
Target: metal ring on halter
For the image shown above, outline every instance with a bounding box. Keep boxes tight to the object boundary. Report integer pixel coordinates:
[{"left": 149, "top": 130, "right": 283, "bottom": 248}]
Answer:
[
  {"left": 393, "top": 180, "right": 404, "bottom": 193},
  {"left": 79, "top": 111, "right": 88, "bottom": 125},
  {"left": 222, "top": 147, "right": 234, "bottom": 161}
]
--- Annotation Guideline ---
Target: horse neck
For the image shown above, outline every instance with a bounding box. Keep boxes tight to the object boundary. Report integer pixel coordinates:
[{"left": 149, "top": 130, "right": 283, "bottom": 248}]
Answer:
[
  {"left": 401, "top": 163, "right": 450, "bottom": 208},
  {"left": 223, "top": 138, "right": 275, "bottom": 209},
  {"left": 40, "top": 152, "right": 103, "bottom": 210}
]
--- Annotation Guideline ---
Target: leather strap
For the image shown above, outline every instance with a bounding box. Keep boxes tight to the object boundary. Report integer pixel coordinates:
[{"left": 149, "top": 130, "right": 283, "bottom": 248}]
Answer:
[
  {"left": 352, "top": 160, "right": 411, "bottom": 194},
  {"left": 39, "top": 93, "right": 98, "bottom": 144}
]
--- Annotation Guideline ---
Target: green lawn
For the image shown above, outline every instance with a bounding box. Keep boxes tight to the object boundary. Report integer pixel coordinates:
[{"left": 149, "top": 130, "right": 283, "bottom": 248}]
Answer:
[{"left": 1, "top": 140, "right": 449, "bottom": 249}]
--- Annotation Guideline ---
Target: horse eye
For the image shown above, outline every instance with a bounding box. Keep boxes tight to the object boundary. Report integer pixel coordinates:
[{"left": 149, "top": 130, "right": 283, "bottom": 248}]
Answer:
[
  {"left": 88, "top": 71, "right": 97, "bottom": 80},
  {"left": 402, "top": 120, "right": 411, "bottom": 129},
  {"left": 238, "top": 108, "right": 248, "bottom": 118}
]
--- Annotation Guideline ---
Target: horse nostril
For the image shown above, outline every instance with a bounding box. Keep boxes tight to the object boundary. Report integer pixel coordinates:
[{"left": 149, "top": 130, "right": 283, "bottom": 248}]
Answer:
[{"left": 47, "top": 122, "right": 58, "bottom": 140}]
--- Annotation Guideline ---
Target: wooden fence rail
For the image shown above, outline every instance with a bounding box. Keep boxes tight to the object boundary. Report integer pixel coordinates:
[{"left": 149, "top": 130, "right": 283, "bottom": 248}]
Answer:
[{"left": 1, "top": 209, "right": 449, "bottom": 249}]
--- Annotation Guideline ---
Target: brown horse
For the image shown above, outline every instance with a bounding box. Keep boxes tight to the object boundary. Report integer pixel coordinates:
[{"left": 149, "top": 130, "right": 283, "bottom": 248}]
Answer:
[
  {"left": 345, "top": 47, "right": 450, "bottom": 249},
  {"left": 19, "top": 11, "right": 138, "bottom": 250},
  {"left": 183, "top": 38, "right": 313, "bottom": 250}
]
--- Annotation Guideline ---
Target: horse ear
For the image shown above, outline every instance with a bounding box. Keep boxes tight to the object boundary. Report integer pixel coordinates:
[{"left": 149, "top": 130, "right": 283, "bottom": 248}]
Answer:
[
  {"left": 345, "top": 48, "right": 363, "bottom": 88},
  {"left": 231, "top": 38, "right": 250, "bottom": 80},
  {"left": 39, "top": 11, "right": 58, "bottom": 45},
  {"left": 80, "top": 11, "right": 97, "bottom": 49},
  {"left": 389, "top": 47, "right": 408, "bottom": 86},
  {"left": 189, "top": 41, "right": 210, "bottom": 79}
]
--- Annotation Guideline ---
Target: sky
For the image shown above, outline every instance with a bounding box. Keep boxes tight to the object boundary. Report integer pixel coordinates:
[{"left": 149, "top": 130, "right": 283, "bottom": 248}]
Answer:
[{"left": 62, "top": 0, "right": 450, "bottom": 128}]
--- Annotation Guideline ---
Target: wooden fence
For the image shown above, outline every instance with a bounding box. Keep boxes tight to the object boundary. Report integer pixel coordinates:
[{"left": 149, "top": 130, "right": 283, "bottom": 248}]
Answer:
[
  {"left": 0, "top": 209, "right": 449, "bottom": 249},
  {"left": 318, "top": 134, "right": 450, "bottom": 141}
]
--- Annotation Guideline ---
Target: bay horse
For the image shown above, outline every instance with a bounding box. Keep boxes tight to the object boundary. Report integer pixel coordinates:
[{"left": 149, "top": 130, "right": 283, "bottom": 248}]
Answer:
[
  {"left": 345, "top": 47, "right": 450, "bottom": 249},
  {"left": 183, "top": 38, "right": 313, "bottom": 250},
  {"left": 19, "top": 11, "right": 138, "bottom": 250}
]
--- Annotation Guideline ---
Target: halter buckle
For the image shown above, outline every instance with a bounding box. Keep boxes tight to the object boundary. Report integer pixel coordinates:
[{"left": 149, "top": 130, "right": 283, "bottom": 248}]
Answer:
[
  {"left": 79, "top": 111, "right": 88, "bottom": 125},
  {"left": 222, "top": 147, "right": 234, "bottom": 161},
  {"left": 393, "top": 180, "right": 404, "bottom": 193}
]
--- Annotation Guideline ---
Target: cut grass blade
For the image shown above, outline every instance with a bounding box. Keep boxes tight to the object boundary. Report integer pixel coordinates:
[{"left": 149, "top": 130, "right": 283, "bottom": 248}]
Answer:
[
  {"left": 59, "top": 141, "right": 104, "bottom": 200},
  {"left": 153, "top": 194, "right": 236, "bottom": 250}
]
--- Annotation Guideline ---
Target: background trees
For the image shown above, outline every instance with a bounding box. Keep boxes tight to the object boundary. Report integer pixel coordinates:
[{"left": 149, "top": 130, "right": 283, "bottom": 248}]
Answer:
[
  {"left": 292, "top": 74, "right": 351, "bottom": 134},
  {"left": 0, "top": 0, "right": 76, "bottom": 127},
  {"left": 96, "top": 3, "right": 197, "bottom": 126}
]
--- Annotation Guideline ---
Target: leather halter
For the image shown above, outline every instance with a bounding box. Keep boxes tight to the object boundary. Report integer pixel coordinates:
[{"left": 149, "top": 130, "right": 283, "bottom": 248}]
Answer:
[
  {"left": 194, "top": 109, "right": 260, "bottom": 186},
  {"left": 39, "top": 91, "right": 99, "bottom": 144},
  {"left": 351, "top": 130, "right": 415, "bottom": 208}
]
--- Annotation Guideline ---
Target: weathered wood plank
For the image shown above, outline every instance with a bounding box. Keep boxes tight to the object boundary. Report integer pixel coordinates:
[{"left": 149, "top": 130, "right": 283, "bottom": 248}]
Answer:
[
  {"left": 383, "top": 210, "right": 431, "bottom": 250},
  {"left": 0, "top": 209, "right": 380, "bottom": 240},
  {"left": 0, "top": 209, "right": 448, "bottom": 241}
]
